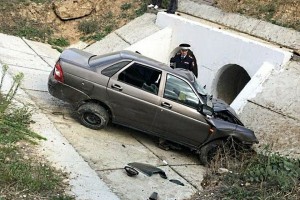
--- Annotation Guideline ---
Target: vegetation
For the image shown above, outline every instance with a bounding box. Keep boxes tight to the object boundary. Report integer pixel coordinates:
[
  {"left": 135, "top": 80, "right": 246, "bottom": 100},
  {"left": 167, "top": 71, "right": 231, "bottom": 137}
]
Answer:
[
  {"left": 121, "top": 3, "right": 132, "bottom": 11},
  {"left": 0, "top": 64, "right": 73, "bottom": 199},
  {"left": 48, "top": 37, "right": 70, "bottom": 47},
  {"left": 197, "top": 142, "right": 300, "bottom": 200},
  {"left": 0, "top": 18, "right": 53, "bottom": 42}
]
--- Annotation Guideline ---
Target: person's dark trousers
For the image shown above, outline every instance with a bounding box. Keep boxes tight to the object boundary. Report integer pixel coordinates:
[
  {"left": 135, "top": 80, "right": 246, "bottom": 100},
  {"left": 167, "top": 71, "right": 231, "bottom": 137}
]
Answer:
[
  {"left": 167, "top": 0, "right": 178, "bottom": 13},
  {"left": 151, "top": 0, "right": 162, "bottom": 7}
]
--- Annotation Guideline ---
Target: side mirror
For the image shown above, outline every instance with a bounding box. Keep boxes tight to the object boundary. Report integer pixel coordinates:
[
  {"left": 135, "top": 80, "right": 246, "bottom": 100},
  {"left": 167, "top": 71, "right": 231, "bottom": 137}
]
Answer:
[{"left": 199, "top": 104, "right": 214, "bottom": 116}]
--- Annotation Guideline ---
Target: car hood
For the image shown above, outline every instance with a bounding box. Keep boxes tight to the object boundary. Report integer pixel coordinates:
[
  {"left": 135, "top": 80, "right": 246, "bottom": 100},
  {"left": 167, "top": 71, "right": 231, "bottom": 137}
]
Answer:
[{"left": 212, "top": 98, "right": 239, "bottom": 118}]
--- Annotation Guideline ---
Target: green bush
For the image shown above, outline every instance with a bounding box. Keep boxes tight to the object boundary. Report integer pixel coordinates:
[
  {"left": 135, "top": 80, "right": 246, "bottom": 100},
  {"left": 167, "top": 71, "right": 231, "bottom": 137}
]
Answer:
[
  {"left": 121, "top": 3, "right": 132, "bottom": 10},
  {"left": 48, "top": 37, "right": 70, "bottom": 47},
  {"left": 78, "top": 20, "right": 99, "bottom": 34}
]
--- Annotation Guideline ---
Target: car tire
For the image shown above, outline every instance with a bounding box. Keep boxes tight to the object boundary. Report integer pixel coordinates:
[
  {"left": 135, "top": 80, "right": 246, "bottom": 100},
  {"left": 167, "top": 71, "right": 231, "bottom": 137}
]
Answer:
[
  {"left": 199, "top": 140, "right": 225, "bottom": 166},
  {"left": 77, "top": 103, "right": 109, "bottom": 130}
]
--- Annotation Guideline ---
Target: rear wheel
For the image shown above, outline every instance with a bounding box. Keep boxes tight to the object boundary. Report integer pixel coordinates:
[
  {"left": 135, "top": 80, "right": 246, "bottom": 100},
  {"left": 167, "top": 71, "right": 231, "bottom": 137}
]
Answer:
[
  {"left": 77, "top": 103, "right": 109, "bottom": 130},
  {"left": 199, "top": 140, "right": 225, "bottom": 166}
]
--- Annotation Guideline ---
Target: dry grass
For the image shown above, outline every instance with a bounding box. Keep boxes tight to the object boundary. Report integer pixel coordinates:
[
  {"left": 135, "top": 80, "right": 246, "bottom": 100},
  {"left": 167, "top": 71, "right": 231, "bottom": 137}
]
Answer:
[
  {"left": 193, "top": 141, "right": 300, "bottom": 200},
  {"left": 215, "top": 0, "right": 300, "bottom": 31}
]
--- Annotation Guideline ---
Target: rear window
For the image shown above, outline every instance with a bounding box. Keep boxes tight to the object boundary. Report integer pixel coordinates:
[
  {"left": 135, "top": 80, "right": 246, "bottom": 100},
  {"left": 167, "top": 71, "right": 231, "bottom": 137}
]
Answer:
[{"left": 101, "top": 61, "right": 131, "bottom": 77}]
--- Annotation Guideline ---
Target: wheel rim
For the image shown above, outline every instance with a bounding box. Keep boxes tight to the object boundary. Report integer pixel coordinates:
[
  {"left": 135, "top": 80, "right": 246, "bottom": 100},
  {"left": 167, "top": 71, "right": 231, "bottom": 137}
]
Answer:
[{"left": 83, "top": 112, "right": 102, "bottom": 125}]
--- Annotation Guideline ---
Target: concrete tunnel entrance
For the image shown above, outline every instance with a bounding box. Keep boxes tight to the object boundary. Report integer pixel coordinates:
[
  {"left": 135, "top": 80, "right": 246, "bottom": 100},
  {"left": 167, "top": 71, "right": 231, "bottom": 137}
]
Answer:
[{"left": 215, "top": 64, "right": 251, "bottom": 105}]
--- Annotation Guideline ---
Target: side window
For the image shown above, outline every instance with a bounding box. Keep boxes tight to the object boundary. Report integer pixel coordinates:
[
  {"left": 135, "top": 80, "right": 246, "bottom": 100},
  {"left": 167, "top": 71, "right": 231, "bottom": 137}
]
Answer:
[
  {"left": 164, "top": 74, "right": 199, "bottom": 108},
  {"left": 101, "top": 61, "right": 131, "bottom": 77},
  {"left": 118, "top": 63, "right": 161, "bottom": 95}
]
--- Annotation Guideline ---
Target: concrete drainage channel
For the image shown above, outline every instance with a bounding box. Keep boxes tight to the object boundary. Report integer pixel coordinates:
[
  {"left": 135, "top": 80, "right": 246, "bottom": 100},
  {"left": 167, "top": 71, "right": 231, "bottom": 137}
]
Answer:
[{"left": 0, "top": 3, "right": 299, "bottom": 199}]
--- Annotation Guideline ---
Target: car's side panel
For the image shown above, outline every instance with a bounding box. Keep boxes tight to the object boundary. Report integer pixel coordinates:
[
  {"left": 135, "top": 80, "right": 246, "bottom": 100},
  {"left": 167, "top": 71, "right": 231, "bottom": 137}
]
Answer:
[
  {"left": 152, "top": 72, "right": 211, "bottom": 147},
  {"left": 106, "top": 78, "right": 161, "bottom": 132},
  {"left": 153, "top": 98, "right": 211, "bottom": 147}
]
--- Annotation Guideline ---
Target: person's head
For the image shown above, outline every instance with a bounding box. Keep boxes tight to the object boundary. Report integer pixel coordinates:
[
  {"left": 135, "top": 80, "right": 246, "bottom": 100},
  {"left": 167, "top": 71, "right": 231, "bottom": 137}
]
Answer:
[
  {"left": 179, "top": 43, "right": 190, "bottom": 56},
  {"left": 180, "top": 48, "right": 188, "bottom": 56}
]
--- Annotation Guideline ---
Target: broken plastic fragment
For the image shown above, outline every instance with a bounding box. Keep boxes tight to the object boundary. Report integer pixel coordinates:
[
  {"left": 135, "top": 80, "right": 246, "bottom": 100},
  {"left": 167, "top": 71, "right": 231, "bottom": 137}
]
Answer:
[
  {"left": 124, "top": 166, "right": 139, "bottom": 177},
  {"left": 128, "top": 162, "right": 167, "bottom": 179},
  {"left": 169, "top": 179, "right": 184, "bottom": 186},
  {"left": 148, "top": 192, "right": 158, "bottom": 200}
]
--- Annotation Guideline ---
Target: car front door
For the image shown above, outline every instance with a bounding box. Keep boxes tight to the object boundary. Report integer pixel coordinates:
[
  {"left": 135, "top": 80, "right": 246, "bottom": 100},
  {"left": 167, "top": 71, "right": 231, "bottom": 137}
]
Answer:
[
  {"left": 153, "top": 74, "right": 210, "bottom": 147},
  {"left": 107, "top": 62, "right": 162, "bottom": 133}
]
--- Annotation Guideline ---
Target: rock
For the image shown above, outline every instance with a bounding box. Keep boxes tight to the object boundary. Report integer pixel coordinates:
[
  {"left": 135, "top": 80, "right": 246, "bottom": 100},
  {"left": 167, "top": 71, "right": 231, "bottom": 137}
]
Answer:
[
  {"left": 217, "top": 167, "right": 230, "bottom": 174},
  {"left": 53, "top": 0, "right": 94, "bottom": 20}
]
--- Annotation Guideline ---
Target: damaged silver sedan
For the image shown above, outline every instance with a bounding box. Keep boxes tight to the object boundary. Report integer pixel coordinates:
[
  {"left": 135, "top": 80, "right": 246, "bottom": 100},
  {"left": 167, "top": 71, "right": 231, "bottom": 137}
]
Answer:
[{"left": 48, "top": 49, "right": 258, "bottom": 165}]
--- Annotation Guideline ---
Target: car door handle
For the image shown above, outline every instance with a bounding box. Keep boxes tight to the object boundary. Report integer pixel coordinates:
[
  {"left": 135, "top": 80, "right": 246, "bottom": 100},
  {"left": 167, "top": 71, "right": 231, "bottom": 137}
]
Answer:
[
  {"left": 111, "top": 84, "right": 123, "bottom": 91},
  {"left": 161, "top": 102, "right": 172, "bottom": 109}
]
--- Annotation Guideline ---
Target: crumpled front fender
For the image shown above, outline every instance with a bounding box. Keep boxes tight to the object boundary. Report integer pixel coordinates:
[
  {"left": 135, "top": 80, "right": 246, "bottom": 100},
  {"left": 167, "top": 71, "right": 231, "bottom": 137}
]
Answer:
[{"left": 204, "top": 118, "right": 258, "bottom": 145}]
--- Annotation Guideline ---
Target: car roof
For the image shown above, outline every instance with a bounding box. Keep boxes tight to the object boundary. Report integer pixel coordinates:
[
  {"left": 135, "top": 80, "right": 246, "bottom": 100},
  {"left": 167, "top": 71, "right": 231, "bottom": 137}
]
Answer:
[
  {"left": 90, "top": 50, "right": 195, "bottom": 81},
  {"left": 90, "top": 50, "right": 171, "bottom": 70},
  {"left": 60, "top": 48, "right": 195, "bottom": 84}
]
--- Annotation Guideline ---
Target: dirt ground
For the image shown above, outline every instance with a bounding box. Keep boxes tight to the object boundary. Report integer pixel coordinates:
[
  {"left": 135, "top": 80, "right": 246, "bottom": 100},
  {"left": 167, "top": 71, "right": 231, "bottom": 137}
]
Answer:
[
  {"left": 0, "top": 0, "right": 298, "bottom": 46},
  {"left": 214, "top": 0, "right": 300, "bottom": 31},
  {"left": 0, "top": 0, "right": 146, "bottom": 45}
]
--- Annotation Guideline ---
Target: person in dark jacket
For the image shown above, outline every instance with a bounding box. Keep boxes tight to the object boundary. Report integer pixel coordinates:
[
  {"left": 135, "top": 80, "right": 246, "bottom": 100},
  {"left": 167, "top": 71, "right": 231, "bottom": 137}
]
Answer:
[
  {"left": 170, "top": 44, "right": 198, "bottom": 77},
  {"left": 165, "top": 0, "right": 178, "bottom": 14}
]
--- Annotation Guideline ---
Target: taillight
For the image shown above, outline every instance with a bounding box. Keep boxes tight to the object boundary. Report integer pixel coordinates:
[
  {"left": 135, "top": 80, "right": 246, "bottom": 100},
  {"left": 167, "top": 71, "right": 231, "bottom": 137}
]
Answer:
[{"left": 54, "top": 60, "right": 64, "bottom": 83}]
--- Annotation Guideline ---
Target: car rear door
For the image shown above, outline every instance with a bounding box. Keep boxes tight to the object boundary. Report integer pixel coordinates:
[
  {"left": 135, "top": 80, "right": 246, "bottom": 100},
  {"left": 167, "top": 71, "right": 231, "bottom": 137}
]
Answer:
[
  {"left": 106, "top": 62, "right": 162, "bottom": 133},
  {"left": 152, "top": 73, "right": 210, "bottom": 147}
]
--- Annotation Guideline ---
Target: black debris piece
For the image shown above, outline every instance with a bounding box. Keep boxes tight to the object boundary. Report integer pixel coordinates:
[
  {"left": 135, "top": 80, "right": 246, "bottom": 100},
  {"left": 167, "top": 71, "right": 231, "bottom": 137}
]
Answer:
[
  {"left": 124, "top": 166, "right": 139, "bottom": 177},
  {"left": 128, "top": 162, "right": 167, "bottom": 179},
  {"left": 169, "top": 179, "right": 185, "bottom": 186},
  {"left": 148, "top": 192, "right": 158, "bottom": 200}
]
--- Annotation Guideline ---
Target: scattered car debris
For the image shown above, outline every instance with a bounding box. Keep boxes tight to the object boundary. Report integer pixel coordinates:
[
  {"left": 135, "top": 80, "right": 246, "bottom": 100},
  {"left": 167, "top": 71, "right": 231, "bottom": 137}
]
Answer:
[
  {"left": 169, "top": 179, "right": 184, "bottom": 186},
  {"left": 124, "top": 166, "right": 139, "bottom": 177},
  {"left": 148, "top": 192, "right": 158, "bottom": 200},
  {"left": 128, "top": 162, "right": 167, "bottom": 179}
]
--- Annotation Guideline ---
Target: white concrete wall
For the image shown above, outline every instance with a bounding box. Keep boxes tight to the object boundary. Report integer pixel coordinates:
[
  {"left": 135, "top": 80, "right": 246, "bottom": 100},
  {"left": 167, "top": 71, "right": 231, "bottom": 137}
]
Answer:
[
  {"left": 153, "top": 13, "right": 298, "bottom": 158},
  {"left": 155, "top": 12, "right": 292, "bottom": 96},
  {"left": 125, "top": 27, "right": 173, "bottom": 63}
]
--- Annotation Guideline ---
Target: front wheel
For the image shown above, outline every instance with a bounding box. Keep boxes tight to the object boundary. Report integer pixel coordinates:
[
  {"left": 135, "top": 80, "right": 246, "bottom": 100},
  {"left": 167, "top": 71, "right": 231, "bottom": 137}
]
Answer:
[
  {"left": 199, "top": 140, "right": 225, "bottom": 166},
  {"left": 77, "top": 103, "right": 109, "bottom": 130}
]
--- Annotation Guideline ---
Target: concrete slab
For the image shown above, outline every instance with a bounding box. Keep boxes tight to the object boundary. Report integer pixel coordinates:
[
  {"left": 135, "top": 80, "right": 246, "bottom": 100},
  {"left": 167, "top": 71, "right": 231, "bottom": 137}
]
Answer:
[
  {"left": 172, "top": 165, "right": 206, "bottom": 191},
  {"left": 251, "top": 21, "right": 300, "bottom": 50},
  {"left": 0, "top": 33, "right": 34, "bottom": 54},
  {"left": 52, "top": 122, "right": 164, "bottom": 170},
  {"left": 23, "top": 38, "right": 60, "bottom": 60},
  {"left": 69, "top": 41, "right": 89, "bottom": 50},
  {"left": 25, "top": 90, "right": 71, "bottom": 114},
  {"left": 179, "top": 1, "right": 225, "bottom": 22},
  {"left": 235, "top": 16, "right": 261, "bottom": 34},
  {"left": 0, "top": 47, "right": 51, "bottom": 71},
  {"left": 115, "top": 13, "right": 160, "bottom": 45},
  {"left": 99, "top": 166, "right": 197, "bottom": 200},
  {"left": 42, "top": 56, "right": 57, "bottom": 69},
  {"left": 249, "top": 61, "right": 300, "bottom": 121},
  {"left": 133, "top": 133, "right": 199, "bottom": 166},
  {"left": 7, "top": 65, "right": 50, "bottom": 92},
  {"left": 240, "top": 102, "right": 300, "bottom": 158},
  {"left": 84, "top": 32, "right": 130, "bottom": 55}
]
